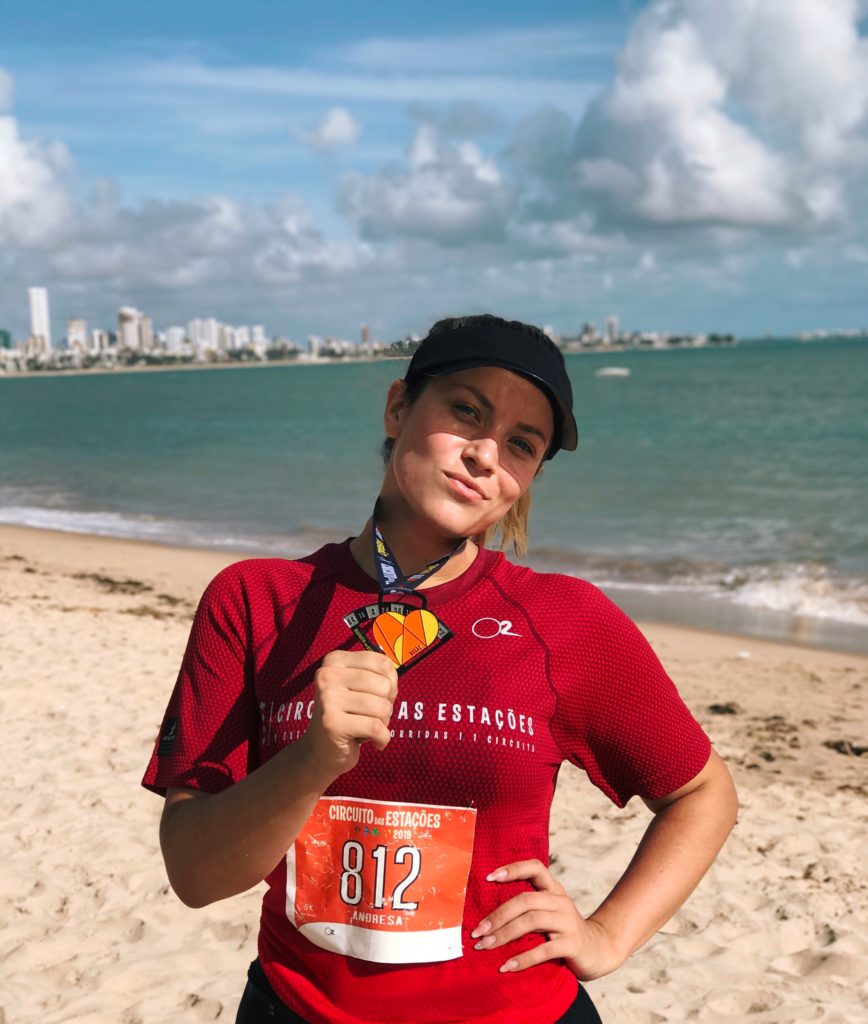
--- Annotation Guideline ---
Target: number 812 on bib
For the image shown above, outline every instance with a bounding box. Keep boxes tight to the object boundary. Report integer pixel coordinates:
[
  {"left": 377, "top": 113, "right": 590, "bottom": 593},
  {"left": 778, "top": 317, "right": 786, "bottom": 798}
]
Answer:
[{"left": 285, "top": 795, "right": 477, "bottom": 964}]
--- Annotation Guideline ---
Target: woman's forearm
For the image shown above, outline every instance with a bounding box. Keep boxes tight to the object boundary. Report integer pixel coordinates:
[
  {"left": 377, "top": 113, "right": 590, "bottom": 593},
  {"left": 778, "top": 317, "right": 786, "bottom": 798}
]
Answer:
[
  {"left": 159, "top": 736, "right": 336, "bottom": 908},
  {"left": 585, "top": 750, "right": 738, "bottom": 971},
  {"left": 159, "top": 650, "right": 399, "bottom": 908}
]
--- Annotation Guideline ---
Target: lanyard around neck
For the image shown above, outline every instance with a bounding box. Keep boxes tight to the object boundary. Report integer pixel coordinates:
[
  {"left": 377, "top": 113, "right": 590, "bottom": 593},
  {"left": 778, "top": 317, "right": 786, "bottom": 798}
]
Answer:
[{"left": 371, "top": 504, "right": 467, "bottom": 600}]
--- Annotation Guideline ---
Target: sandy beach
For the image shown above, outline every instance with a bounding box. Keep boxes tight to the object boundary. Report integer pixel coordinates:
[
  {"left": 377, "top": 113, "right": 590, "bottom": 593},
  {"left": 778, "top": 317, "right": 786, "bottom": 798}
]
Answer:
[{"left": 1, "top": 523, "right": 866, "bottom": 1024}]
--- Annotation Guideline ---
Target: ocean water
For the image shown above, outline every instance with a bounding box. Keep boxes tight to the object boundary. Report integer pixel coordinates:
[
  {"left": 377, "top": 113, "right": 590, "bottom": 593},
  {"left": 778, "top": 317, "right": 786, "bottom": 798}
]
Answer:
[{"left": 2, "top": 338, "right": 866, "bottom": 653}]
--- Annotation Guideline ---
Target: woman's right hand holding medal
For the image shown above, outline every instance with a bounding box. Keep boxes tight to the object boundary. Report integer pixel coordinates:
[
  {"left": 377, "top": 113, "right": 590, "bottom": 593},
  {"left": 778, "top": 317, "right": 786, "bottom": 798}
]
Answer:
[{"left": 301, "top": 650, "right": 400, "bottom": 779}]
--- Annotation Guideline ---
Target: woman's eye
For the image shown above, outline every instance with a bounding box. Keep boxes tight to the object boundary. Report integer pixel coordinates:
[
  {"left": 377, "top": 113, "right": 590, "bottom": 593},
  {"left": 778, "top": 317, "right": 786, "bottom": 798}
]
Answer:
[
  {"left": 510, "top": 437, "right": 535, "bottom": 457},
  {"left": 453, "top": 402, "right": 480, "bottom": 420}
]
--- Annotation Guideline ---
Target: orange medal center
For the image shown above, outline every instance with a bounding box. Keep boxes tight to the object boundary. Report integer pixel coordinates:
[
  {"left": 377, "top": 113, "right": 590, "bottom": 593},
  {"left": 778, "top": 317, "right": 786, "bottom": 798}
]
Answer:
[{"left": 372, "top": 608, "right": 441, "bottom": 666}]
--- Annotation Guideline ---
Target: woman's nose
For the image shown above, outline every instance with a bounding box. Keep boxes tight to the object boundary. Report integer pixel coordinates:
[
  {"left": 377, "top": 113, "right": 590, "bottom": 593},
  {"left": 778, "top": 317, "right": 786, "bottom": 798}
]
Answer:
[{"left": 463, "top": 435, "right": 498, "bottom": 472}]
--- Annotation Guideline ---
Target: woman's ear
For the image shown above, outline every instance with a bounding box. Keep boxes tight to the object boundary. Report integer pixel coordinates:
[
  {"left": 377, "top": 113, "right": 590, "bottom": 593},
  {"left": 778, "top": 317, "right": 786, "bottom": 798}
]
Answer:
[{"left": 384, "top": 379, "right": 408, "bottom": 439}]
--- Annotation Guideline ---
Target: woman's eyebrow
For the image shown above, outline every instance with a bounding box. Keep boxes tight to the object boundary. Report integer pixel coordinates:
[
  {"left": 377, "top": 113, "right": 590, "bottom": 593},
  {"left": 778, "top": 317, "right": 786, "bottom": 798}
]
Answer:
[
  {"left": 517, "top": 421, "right": 549, "bottom": 445},
  {"left": 451, "top": 382, "right": 494, "bottom": 413},
  {"left": 451, "top": 383, "right": 550, "bottom": 444}
]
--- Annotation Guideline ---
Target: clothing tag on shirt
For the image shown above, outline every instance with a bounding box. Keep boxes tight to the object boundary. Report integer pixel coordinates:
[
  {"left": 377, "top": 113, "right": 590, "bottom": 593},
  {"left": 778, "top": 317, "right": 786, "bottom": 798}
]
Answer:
[
  {"left": 285, "top": 795, "right": 476, "bottom": 963},
  {"left": 344, "top": 601, "right": 453, "bottom": 674},
  {"left": 157, "top": 716, "right": 179, "bottom": 757}
]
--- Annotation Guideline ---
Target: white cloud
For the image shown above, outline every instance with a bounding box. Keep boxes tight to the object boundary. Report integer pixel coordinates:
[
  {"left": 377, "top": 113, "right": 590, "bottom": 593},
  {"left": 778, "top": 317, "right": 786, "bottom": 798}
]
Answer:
[
  {"left": 4, "top": 9, "right": 868, "bottom": 340},
  {"left": 296, "top": 107, "right": 361, "bottom": 152},
  {"left": 509, "top": 105, "right": 576, "bottom": 183},
  {"left": 572, "top": 0, "right": 868, "bottom": 230},
  {"left": 253, "top": 236, "right": 363, "bottom": 284},
  {"left": 407, "top": 100, "right": 502, "bottom": 140},
  {"left": 339, "top": 124, "right": 509, "bottom": 244},
  {"left": 511, "top": 214, "right": 617, "bottom": 258},
  {"left": 64, "top": 193, "right": 367, "bottom": 288},
  {"left": 688, "top": 0, "right": 868, "bottom": 163},
  {"left": 252, "top": 196, "right": 368, "bottom": 282},
  {"left": 0, "top": 63, "right": 367, "bottom": 314},
  {"left": 638, "top": 251, "right": 657, "bottom": 274},
  {"left": 0, "top": 67, "right": 73, "bottom": 249},
  {"left": 0, "top": 96, "right": 74, "bottom": 248},
  {"left": 324, "top": 24, "right": 619, "bottom": 74},
  {"left": 136, "top": 57, "right": 596, "bottom": 110}
]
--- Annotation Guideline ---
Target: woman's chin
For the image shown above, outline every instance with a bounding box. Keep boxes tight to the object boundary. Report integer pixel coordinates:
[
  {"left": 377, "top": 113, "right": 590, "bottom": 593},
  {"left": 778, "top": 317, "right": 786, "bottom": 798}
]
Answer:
[{"left": 412, "top": 502, "right": 495, "bottom": 541}]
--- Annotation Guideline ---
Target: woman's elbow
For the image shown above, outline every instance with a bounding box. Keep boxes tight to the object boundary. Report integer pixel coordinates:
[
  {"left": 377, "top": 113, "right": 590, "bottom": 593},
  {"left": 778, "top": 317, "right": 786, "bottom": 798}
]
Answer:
[
  {"left": 158, "top": 797, "right": 219, "bottom": 908},
  {"left": 721, "top": 763, "right": 740, "bottom": 831},
  {"left": 168, "top": 875, "right": 214, "bottom": 909}
]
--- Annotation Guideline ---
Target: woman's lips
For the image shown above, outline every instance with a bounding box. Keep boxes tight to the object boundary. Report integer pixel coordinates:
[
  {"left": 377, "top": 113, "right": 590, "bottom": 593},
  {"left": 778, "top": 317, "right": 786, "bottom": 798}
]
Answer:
[{"left": 444, "top": 472, "right": 485, "bottom": 502}]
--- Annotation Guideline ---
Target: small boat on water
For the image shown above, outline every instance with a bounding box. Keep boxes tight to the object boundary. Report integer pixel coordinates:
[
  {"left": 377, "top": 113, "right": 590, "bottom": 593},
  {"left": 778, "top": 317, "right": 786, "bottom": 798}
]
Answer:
[{"left": 594, "top": 366, "right": 631, "bottom": 378}]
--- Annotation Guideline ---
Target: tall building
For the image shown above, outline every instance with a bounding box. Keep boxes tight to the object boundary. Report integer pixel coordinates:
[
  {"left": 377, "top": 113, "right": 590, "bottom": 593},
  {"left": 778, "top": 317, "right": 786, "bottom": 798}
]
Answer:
[
  {"left": 605, "top": 314, "right": 620, "bottom": 345},
  {"left": 165, "top": 326, "right": 186, "bottom": 352},
  {"left": 118, "top": 307, "right": 141, "bottom": 350},
  {"left": 67, "top": 318, "right": 88, "bottom": 351},
  {"left": 90, "top": 329, "right": 111, "bottom": 354},
  {"left": 204, "top": 318, "right": 220, "bottom": 348},
  {"left": 218, "top": 324, "right": 236, "bottom": 352},
  {"left": 28, "top": 287, "right": 51, "bottom": 349},
  {"left": 187, "top": 317, "right": 221, "bottom": 352},
  {"left": 117, "top": 307, "right": 153, "bottom": 351},
  {"left": 0, "top": 329, "right": 12, "bottom": 349},
  {"left": 140, "top": 316, "right": 153, "bottom": 351}
]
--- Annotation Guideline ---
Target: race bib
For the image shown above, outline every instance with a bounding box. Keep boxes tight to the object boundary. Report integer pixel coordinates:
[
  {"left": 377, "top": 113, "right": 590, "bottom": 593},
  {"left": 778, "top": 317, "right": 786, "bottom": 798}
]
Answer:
[{"left": 285, "top": 795, "right": 477, "bottom": 964}]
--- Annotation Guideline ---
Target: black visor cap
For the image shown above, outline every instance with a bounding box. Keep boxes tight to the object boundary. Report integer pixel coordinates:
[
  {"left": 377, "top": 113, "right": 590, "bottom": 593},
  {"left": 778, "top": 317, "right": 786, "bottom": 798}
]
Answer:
[{"left": 404, "top": 324, "right": 578, "bottom": 459}]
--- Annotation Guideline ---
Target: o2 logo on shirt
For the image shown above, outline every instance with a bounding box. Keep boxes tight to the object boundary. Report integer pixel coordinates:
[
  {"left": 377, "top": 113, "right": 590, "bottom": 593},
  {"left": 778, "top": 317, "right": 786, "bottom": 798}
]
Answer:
[{"left": 471, "top": 617, "right": 523, "bottom": 639}]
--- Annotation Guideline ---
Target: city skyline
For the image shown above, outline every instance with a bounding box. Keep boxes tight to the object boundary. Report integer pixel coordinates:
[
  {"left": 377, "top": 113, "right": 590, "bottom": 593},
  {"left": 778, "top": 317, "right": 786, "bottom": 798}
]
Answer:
[
  {"left": 5, "top": 284, "right": 863, "bottom": 365},
  {"left": 1, "top": 2, "right": 867, "bottom": 340},
  {"left": 4, "top": 283, "right": 766, "bottom": 377}
]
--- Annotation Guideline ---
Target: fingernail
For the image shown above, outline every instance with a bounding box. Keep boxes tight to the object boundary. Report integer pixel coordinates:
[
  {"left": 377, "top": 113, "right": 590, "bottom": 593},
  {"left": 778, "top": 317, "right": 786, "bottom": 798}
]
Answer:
[
  {"left": 470, "top": 920, "right": 491, "bottom": 939},
  {"left": 499, "top": 959, "right": 519, "bottom": 973},
  {"left": 486, "top": 868, "right": 508, "bottom": 881},
  {"left": 474, "top": 935, "right": 494, "bottom": 950}
]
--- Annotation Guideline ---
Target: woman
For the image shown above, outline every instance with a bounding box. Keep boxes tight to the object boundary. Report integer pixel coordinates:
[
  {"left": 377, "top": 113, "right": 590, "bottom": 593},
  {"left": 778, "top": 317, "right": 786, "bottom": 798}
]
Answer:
[{"left": 143, "top": 314, "right": 738, "bottom": 1024}]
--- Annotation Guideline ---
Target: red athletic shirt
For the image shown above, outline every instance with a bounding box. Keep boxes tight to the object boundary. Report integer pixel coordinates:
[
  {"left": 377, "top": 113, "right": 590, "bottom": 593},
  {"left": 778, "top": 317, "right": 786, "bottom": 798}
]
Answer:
[{"left": 143, "top": 540, "right": 711, "bottom": 1024}]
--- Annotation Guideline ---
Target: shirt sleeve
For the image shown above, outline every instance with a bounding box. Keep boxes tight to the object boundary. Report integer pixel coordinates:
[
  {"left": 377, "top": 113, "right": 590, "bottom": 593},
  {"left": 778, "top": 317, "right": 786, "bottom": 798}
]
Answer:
[
  {"left": 550, "top": 582, "right": 711, "bottom": 808},
  {"left": 141, "top": 562, "right": 258, "bottom": 797}
]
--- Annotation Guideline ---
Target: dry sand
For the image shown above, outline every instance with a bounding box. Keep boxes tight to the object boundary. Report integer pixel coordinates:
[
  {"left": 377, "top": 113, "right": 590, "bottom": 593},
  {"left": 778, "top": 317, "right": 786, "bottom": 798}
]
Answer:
[{"left": 1, "top": 524, "right": 866, "bottom": 1024}]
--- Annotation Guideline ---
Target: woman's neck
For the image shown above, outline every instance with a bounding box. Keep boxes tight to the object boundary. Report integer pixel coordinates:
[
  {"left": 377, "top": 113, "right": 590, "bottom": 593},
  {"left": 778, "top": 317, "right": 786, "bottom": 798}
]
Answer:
[{"left": 348, "top": 504, "right": 478, "bottom": 590}]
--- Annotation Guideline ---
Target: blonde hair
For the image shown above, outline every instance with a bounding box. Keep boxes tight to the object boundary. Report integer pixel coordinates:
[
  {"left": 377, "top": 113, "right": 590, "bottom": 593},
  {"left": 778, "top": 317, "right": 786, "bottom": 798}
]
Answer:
[{"left": 472, "top": 488, "right": 532, "bottom": 559}]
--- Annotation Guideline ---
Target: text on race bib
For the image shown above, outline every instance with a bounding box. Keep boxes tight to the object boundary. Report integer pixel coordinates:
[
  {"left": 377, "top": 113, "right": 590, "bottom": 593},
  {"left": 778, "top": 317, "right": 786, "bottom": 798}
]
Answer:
[{"left": 285, "top": 795, "right": 477, "bottom": 963}]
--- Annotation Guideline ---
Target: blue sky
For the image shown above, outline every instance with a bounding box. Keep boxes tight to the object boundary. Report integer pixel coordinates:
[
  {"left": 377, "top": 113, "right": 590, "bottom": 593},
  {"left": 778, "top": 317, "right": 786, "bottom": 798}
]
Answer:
[{"left": 1, "top": 0, "right": 867, "bottom": 342}]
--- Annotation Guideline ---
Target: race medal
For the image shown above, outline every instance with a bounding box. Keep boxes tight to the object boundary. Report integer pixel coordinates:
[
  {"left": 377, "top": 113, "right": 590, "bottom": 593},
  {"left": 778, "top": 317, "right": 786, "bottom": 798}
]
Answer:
[
  {"left": 343, "top": 507, "right": 463, "bottom": 673},
  {"left": 285, "top": 795, "right": 477, "bottom": 963},
  {"left": 344, "top": 601, "right": 453, "bottom": 675}
]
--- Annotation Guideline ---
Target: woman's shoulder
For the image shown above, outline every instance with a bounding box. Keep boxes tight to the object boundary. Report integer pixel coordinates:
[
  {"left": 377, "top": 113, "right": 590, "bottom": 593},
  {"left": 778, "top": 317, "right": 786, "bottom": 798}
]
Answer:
[
  {"left": 197, "top": 544, "right": 342, "bottom": 607},
  {"left": 494, "top": 556, "right": 613, "bottom": 605},
  {"left": 492, "top": 556, "right": 639, "bottom": 638}
]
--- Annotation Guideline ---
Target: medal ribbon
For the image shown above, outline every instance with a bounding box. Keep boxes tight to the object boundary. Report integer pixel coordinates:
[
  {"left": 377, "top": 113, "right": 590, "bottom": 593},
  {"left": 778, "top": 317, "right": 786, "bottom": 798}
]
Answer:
[
  {"left": 371, "top": 502, "right": 467, "bottom": 602},
  {"left": 343, "top": 502, "right": 465, "bottom": 673}
]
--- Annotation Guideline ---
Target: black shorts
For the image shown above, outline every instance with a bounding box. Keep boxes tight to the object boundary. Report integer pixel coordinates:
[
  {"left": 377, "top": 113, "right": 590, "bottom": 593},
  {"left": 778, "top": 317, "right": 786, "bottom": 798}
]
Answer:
[{"left": 235, "top": 959, "right": 603, "bottom": 1023}]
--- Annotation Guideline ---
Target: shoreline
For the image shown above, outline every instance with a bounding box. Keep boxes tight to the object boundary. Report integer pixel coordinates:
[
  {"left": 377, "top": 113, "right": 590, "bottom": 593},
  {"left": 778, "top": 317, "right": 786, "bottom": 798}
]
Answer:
[
  {"left": 0, "top": 339, "right": 752, "bottom": 381},
  {"left": 0, "top": 354, "right": 406, "bottom": 381},
  {"left": 2, "top": 520, "right": 865, "bottom": 664}
]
